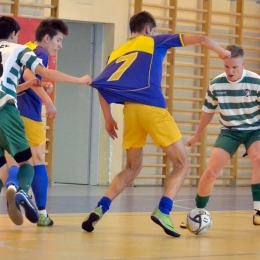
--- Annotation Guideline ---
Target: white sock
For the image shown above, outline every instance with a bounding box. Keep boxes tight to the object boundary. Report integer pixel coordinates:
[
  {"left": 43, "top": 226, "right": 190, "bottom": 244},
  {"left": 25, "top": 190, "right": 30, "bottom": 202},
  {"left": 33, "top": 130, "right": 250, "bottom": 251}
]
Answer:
[{"left": 39, "top": 209, "right": 47, "bottom": 217}]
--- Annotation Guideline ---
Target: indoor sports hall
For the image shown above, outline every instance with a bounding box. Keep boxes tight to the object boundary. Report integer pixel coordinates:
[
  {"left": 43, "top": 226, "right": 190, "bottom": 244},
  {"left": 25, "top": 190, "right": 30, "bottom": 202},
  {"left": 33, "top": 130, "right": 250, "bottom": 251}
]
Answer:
[{"left": 0, "top": 0, "right": 260, "bottom": 259}]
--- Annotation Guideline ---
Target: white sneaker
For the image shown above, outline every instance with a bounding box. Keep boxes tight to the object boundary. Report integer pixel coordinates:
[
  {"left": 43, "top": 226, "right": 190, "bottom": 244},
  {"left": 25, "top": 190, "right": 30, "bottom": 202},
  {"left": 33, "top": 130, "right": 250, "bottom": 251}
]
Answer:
[
  {"left": 6, "top": 185, "right": 23, "bottom": 225},
  {"left": 253, "top": 210, "right": 260, "bottom": 225}
]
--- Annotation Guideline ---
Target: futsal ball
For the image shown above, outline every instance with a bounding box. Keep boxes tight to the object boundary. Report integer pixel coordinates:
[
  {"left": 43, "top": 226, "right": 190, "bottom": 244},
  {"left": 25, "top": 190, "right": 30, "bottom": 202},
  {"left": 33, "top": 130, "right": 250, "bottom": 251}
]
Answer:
[{"left": 186, "top": 208, "right": 212, "bottom": 235}]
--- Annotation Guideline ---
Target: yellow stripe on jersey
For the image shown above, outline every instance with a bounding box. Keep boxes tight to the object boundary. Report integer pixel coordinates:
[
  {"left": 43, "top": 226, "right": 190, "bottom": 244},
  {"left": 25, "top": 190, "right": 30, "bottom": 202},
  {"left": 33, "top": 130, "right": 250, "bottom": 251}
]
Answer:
[
  {"left": 179, "top": 34, "right": 185, "bottom": 47},
  {"left": 108, "top": 36, "right": 154, "bottom": 64},
  {"left": 25, "top": 41, "right": 37, "bottom": 51}
]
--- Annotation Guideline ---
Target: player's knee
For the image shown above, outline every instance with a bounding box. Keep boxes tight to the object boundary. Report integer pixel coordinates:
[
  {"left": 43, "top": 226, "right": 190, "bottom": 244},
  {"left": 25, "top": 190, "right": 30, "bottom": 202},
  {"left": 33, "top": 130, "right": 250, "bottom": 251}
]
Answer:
[
  {"left": 252, "top": 154, "right": 260, "bottom": 167},
  {"left": 172, "top": 156, "right": 190, "bottom": 172},
  {"left": 204, "top": 168, "right": 218, "bottom": 181}
]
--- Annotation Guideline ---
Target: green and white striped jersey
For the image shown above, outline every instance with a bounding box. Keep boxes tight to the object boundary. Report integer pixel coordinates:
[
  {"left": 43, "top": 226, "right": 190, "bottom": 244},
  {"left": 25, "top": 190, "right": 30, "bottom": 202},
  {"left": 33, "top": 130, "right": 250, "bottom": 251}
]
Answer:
[
  {"left": 0, "top": 41, "right": 43, "bottom": 109},
  {"left": 203, "top": 69, "right": 260, "bottom": 131}
]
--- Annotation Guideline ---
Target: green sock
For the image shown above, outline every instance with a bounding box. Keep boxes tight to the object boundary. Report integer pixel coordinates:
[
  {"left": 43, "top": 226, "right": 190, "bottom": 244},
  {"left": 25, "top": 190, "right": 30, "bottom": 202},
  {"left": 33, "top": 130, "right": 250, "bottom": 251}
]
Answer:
[
  {"left": 0, "top": 179, "right": 3, "bottom": 193},
  {"left": 251, "top": 184, "right": 260, "bottom": 201},
  {"left": 17, "top": 164, "right": 34, "bottom": 194},
  {"left": 195, "top": 194, "right": 210, "bottom": 208}
]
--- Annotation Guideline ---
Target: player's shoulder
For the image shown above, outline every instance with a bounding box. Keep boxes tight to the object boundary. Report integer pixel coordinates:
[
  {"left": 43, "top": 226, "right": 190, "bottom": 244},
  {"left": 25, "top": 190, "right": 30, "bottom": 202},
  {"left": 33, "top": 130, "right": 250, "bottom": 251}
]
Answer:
[{"left": 210, "top": 72, "right": 228, "bottom": 85}]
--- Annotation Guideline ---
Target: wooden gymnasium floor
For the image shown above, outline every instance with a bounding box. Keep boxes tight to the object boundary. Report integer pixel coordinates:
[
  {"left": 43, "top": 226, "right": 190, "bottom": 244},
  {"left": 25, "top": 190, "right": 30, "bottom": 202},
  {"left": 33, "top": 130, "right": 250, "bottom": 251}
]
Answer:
[{"left": 0, "top": 184, "right": 260, "bottom": 260}]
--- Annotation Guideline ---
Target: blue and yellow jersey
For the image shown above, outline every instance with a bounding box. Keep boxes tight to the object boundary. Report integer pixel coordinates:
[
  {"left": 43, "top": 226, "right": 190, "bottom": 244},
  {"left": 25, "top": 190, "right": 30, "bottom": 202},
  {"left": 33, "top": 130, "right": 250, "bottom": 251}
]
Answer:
[
  {"left": 92, "top": 34, "right": 184, "bottom": 108},
  {"left": 17, "top": 42, "right": 49, "bottom": 122}
]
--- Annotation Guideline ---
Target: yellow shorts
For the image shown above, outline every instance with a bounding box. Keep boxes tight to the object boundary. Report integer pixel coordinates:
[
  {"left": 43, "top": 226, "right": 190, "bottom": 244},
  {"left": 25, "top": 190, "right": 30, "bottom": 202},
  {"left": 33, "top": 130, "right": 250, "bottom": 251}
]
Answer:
[
  {"left": 122, "top": 103, "right": 182, "bottom": 149},
  {"left": 21, "top": 116, "right": 46, "bottom": 146}
]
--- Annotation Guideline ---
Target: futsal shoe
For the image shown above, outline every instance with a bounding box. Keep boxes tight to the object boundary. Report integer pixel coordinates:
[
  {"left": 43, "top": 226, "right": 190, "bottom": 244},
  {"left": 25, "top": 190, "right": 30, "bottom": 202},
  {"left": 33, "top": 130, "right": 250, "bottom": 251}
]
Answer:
[
  {"left": 15, "top": 190, "right": 39, "bottom": 223},
  {"left": 37, "top": 214, "right": 54, "bottom": 226},
  {"left": 6, "top": 185, "right": 23, "bottom": 225},
  {"left": 82, "top": 206, "right": 103, "bottom": 232},
  {"left": 253, "top": 210, "right": 260, "bottom": 225},
  {"left": 151, "top": 208, "right": 180, "bottom": 237}
]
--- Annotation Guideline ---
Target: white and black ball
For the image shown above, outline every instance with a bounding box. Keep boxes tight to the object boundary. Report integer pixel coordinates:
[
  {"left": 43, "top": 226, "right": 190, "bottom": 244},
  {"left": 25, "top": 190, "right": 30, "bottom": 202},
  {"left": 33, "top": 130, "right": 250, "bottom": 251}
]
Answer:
[{"left": 186, "top": 208, "right": 212, "bottom": 235}]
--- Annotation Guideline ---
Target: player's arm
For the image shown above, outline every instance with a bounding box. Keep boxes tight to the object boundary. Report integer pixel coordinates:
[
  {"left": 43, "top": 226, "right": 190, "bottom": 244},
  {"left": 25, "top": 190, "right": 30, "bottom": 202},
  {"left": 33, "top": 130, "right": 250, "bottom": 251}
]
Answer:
[
  {"left": 35, "top": 64, "right": 92, "bottom": 85},
  {"left": 181, "top": 34, "right": 231, "bottom": 60},
  {"left": 16, "top": 77, "right": 41, "bottom": 93},
  {"left": 98, "top": 92, "right": 118, "bottom": 139},
  {"left": 186, "top": 111, "right": 214, "bottom": 147},
  {"left": 22, "top": 69, "right": 57, "bottom": 119}
]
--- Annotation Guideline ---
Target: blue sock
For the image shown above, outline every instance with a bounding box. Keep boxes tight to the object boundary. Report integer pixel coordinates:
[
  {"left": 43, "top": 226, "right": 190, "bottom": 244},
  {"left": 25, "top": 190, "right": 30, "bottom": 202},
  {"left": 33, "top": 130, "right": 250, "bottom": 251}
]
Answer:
[
  {"left": 6, "top": 166, "right": 19, "bottom": 189},
  {"left": 158, "top": 196, "right": 173, "bottom": 215},
  {"left": 97, "top": 196, "right": 111, "bottom": 214},
  {"left": 31, "top": 165, "right": 48, "bottom": 209}
]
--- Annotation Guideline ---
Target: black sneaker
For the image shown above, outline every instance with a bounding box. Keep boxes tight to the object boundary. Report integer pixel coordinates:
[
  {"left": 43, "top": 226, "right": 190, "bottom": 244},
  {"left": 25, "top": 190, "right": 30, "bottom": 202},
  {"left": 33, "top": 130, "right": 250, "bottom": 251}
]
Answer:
[
  {"left": 82, "top": 206, "right": 103, "bottom": 232},
  {"left": 15, "top": 190, "right": 39, "bottom": 223}
]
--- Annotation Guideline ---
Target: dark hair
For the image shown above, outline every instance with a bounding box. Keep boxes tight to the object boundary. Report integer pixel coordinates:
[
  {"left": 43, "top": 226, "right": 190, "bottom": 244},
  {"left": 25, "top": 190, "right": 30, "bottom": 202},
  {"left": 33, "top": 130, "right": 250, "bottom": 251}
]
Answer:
[
  {"left": 35, "top": 18, "right": 68, "bottom": 42},
  {"left": 0, "top": 16, "right": 20, "bottom": 39},
  {"left": 225, "top": 44, "right": 244, "bottom": 58},
  {"left": 129, "top": 11, "right": 156, "bottom": 33}
]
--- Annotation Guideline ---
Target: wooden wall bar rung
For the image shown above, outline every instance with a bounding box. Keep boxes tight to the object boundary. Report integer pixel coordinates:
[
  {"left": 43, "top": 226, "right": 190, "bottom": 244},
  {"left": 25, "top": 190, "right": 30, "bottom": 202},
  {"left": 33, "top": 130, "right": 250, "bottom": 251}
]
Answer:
[
  {"left": 211, "top": 22, "right": 239, "bottom": 27},
  {"left": 212, "top": 11, "right": 241, "bottom": 16},
  {"left": 156, "top": 27, "right": 172, "bottom": 33},
  {"left": 175, "top": 51, "right": 204, "bottom": 57},
  {"left": 174, "top": 73, "right": 204, "bottom": 79},
  {"left": 20, "top": 3, "right": 55, "bottom": 8},
  {"left": 154, "top": 15, "right": 172, "bottom": 21},
  {"left": 142, "top": 164, "right": 166, "bottom": 167},
  {"left": 177, "top": 18, "right": 206, "bottom": 24},
  {"left": 175, "top": 62, "right": 204, "bottom": 68},
  {"left": 243, "top": 36, "right": 260, "bottom": 41},
  {"left": 211, "top": 33, "right": 239, "bottom": 38},
  {"left": 176, "top": 30, "right": 206, "bottom": 35},
  {"left": 173, "top": 96, "right": 203, "bottom": 102},
  {"left": 178, "top": 7, "right": 207, "bottom": 13},
  {"left": 0, "top": 0, "right": 13, "bottom": 4},
  {"left": 173, "top": 108, "right": 202, "bottom": 112},
  {"left": 142, "top": 3, "right": 175, "bottom": 9},
  {"left": 174, "top": 85, "right": 203, "bottom": 90}
]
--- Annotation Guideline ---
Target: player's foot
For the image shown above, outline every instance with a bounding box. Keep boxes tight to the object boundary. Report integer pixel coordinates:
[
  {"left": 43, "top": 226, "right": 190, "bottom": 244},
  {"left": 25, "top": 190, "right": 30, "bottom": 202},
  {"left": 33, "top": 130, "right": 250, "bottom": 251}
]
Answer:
[
  {"left": 180, "top": 221, "right": 187, "bottom": 229},
  {"left": 253, "top": 210, "right": 260, "bottom": 225},
  {"left": 151, "top": 207, "right": 180, "bottom": 237},
  {"left": 37, "top": 214, "right": 54, "bottom": 226},
  {"left": 82, "top": 206, "right": 103, "bottom": 232},
  {"left": 15, "top": 190, "right": 39, "bottom": 224},
  {"left": 6, "top": 185, "right": 23, "bottom": 225}
]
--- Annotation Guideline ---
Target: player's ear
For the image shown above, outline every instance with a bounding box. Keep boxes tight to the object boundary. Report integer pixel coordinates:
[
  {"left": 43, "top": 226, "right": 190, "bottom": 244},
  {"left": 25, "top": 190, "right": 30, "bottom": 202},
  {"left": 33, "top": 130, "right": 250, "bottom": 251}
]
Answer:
[
  {"left": 9, "top": 31, "right": 16, "bottom": 39},
  {"left": 44, "top": 34, "right": 50, "bottom": 43}
]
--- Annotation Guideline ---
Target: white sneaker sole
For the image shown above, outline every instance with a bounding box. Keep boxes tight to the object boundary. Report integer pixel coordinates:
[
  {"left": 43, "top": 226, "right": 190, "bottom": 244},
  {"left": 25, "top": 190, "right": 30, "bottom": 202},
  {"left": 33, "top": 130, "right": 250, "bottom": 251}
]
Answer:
[{"left": 6, "top": 186, "right": 23, "bottom": 225}]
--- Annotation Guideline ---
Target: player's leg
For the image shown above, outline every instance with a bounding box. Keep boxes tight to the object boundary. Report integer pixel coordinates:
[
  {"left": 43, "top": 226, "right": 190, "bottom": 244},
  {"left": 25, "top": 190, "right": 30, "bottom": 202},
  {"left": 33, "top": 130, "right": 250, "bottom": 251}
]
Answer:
[
  {"left": 30, "top": 144, "right": 53, "bottom": 226},
  {"left": 5, "top": 151, "right": 19, "bottom": 189},
  {"left": 196, "top": 147, "right": 230, "bottom": 207},
  {"left": 22, "top": 116, "right": 53, "bottom": 226},
  {"left": 82, "top": 103, "right": 146, "bottom": 232},
  {"left": 245, "top": 133, "right": 260, "bottom": 225},
  {"left": 140, "top": 106, "right": 187, "bottom": 237},
  {"left": 82, "top": 147, "right": 144, "bottom": 232},
  {"left": 1, "top": 103, "right": 38, "bottom": 224}
]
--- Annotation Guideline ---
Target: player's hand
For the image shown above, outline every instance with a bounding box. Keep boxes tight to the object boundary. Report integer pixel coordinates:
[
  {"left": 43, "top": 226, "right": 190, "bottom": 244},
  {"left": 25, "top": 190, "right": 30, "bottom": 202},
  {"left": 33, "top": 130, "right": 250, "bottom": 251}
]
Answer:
[
  {"left": 186, "top": 135, "right": 198, "bottom": 147},
  {"left": 105, "top": 118, "right": 118, "bottom": 139},
  {"left": 218, "top": 49, "right": 231, "bottom": 60},
  {"left": 79, "top": 75, "right": 92, "bottom": 85},
  {"left": 45, "top": 101, "right": 57, "bottom": 119},
  {"left": 43, "top": 82, "right": 53, "bottom": 94},
  {"left": 27, "top": 78, "right": 41, "bottom": 88}
]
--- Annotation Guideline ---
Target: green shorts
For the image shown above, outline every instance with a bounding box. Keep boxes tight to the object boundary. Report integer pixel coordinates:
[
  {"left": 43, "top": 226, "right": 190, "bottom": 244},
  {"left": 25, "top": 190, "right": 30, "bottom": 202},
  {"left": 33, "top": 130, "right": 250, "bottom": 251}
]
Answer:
[
  {"left": 214, "top": 129, "right": 260, "bottom": 157},
  {"left": 0, "top": 103, "right": 30, "bottom": 158}
]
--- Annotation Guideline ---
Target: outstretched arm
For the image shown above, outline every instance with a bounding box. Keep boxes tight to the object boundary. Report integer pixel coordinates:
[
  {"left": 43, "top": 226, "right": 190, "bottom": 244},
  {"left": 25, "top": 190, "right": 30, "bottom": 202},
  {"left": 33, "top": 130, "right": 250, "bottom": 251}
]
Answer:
[
  {"left": 35, "top": 65, "right": 92, "bottom": 85},
  {"left": 186, "top": 111, "right": 215, "bottom": 147},
  {"left": 98, "top": 92, "right": 118, "bottom": 139},
  {"left": 182, "top": 34, "right": 231, "bottom": 60}
]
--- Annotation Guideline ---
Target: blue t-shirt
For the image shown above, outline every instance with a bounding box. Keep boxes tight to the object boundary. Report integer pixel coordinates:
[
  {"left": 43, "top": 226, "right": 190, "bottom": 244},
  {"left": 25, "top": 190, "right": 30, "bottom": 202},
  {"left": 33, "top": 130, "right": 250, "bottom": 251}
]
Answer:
[
  {"left": 18, "top": 44, "right": 49, "bottom": 121},
  {"left": 92, "top": 34, "right": 184, "bottom": 108}
]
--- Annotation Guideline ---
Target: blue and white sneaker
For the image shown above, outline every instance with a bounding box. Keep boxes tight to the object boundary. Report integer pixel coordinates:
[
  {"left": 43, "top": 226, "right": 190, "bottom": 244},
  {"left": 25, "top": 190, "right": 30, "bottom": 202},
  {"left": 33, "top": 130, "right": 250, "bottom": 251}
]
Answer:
[{"left": 15, "top": 190, "right": 39, "bottom": 223}]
